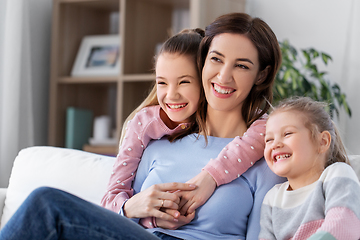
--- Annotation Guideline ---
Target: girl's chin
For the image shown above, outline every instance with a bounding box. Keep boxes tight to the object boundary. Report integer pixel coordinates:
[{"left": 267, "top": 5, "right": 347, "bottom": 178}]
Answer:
[
  {"left": 271, "top": 165, "right": 290, "bottom": 177},
  {"left": 166, "top": 113, "right": 190, "bottom": 124}
]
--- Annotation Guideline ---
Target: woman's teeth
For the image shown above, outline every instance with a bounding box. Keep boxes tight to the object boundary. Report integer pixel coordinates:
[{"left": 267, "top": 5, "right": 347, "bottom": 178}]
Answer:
[{"left": 214, "top": 84, "right": 234, "bottom": 94}]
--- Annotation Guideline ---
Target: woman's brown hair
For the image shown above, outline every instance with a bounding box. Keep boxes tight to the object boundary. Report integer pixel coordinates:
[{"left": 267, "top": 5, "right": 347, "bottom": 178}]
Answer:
[{"left": 196, "top": 13, "right": 282, "bottom": 138}]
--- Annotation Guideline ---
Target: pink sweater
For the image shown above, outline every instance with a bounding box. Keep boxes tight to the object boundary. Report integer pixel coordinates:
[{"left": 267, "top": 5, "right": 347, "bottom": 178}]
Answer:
[{"left": 101, "top": 105, "right": 266, "bottom": 227}]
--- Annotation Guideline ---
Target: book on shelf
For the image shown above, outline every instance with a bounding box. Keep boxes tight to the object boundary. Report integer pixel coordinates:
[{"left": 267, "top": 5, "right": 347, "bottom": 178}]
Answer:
[{"left": 65, "top": 107, "right": 93, "bottom": 150}]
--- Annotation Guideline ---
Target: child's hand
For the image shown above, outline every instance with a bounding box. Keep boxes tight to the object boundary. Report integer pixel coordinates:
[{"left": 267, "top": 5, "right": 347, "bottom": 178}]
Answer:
[
  {"left": 123, "top": 182, "right": 195, "bottom": 221},
  {"left": 177, "top": 170, "right": 217, "bottom": 215},
  {"left": 156, "top": 209, "right": 195, "bottom": 230}
]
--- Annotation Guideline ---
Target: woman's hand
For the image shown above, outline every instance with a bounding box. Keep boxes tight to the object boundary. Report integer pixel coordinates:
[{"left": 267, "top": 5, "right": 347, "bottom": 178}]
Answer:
[
  {"left": 155, "top": 209, "right": 196, "bottom": 230},
  {"left": 123, "top": 182, "right": 196, "bottom": 221},
  {"left": 177, "top": 170, "right": 217, "bottom": 215}
]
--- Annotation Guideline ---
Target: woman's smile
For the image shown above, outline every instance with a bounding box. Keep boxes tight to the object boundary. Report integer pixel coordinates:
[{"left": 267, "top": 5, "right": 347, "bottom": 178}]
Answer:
[
  {"left": 202, "top": 33, "right": 260, "bottom": 113},
  {"left": 212, "top": 83, "right": 236, "bottom": 98}
]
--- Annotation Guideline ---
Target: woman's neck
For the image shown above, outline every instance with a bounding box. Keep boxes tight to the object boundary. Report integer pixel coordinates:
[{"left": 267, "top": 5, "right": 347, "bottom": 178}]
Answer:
[{"left": 205, "top": 107, "right": 247, "bottom": 138}]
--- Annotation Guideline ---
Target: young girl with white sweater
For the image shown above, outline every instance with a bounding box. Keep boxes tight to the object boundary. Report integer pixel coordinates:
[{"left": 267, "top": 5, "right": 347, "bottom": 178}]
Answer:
[{"left": 260, "top": 97, "right": 360, "bottom": 240}]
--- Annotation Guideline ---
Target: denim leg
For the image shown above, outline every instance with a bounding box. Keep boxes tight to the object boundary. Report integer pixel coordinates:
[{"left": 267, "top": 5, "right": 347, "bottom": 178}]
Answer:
[
  {"left": 153, "top": 231, "right": 184, "bottom": 240},
  {"left": 0, "top": 187, "right": 160, "bottom": 240}
]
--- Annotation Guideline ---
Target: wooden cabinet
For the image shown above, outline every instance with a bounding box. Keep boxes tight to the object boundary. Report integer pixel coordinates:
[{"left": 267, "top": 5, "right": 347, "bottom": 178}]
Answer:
[{"left": 48, "top": 0, "right": 245, "bottom": 155}]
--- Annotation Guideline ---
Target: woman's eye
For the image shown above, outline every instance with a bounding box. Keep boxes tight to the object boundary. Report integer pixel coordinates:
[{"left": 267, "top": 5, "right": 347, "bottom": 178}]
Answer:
[
  {"left": 265, "top": 138, "right": 273, "bottom": 143},
  {"left": 211, "top": 57, "right": 221, "bottom": 62},
  {"left": 284, "top": 132, "right": 293, "bottom": 136},
  {"left": 236, "top": 64, "right": 249, "bottom": 69}
]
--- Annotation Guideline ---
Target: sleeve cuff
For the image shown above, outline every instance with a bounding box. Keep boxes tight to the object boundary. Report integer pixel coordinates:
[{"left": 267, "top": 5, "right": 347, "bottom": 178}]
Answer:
[{"left": 119, "top": 199, "right": 140, "bottom": 224}]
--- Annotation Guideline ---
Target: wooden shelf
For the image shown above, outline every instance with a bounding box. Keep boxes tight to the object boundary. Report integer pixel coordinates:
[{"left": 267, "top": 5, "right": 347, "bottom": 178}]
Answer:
[
  {"left": 59, "top": 0, "right": 120, "bottom": 11},
  {"left": 122, "top": 74, "right": 155, "bottom": 82},
  {"left": 83, "top": 144, "right": 118, "bottom": 156},
  {"left": 58, "top": 76, "right": 119, "bottom": 84}
]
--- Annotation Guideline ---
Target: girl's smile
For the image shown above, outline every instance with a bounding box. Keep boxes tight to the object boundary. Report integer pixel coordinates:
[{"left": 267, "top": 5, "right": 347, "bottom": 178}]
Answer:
[
  {"left": 166, "top": 103, "right": 188, "bottom": 111},
  {"left": 272, "top": 153, "right": 292, "bottom": 163},
  {"left": 156, "top": 53, "right": 200, "bottom": 124},
  {"left": 264, "top": 110, "right": 326, "bottom": 190}
]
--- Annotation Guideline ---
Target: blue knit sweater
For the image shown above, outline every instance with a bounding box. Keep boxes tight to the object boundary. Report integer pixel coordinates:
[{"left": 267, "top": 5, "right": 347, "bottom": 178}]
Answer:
[{"left": 132, "top": 134, "right": 285, "bottom": 240}]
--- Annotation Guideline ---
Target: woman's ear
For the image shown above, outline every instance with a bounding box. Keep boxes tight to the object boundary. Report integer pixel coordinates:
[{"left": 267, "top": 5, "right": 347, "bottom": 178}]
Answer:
[
  {"left": 255, "top": 66, "right": 271, "bottom": 85},
  {"left": 319, "top": 130, "right": 331, "bottom": 154}
]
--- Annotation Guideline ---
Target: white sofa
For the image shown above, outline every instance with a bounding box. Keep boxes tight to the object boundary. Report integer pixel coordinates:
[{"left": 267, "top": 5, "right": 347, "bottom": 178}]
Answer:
[
  {"left": 0, "top": 146, "right": 116, "bottom": 229},
  {"left": 0, "top": 146, "right": 360, "bottom": 229}
]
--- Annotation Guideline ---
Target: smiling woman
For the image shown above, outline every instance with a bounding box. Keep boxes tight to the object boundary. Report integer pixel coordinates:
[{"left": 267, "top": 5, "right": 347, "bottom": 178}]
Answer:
[
  {"left": 197, "top": 13, "right": 281, "bottom": 140},
  {"left": 202, "top": 34, "right": 262, "bottom": 120}
]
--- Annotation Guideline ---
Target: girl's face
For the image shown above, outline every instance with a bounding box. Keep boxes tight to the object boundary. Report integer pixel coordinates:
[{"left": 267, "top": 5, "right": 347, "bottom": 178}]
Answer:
[
  {"left": 202, "top": 33, "right": 262, "bottom": 114},
  {"left": 264, "top": 110, "right": 325, "bottom": 190},
  {"left": 156, "top": 53, "right": 200, "bottom": 124}
]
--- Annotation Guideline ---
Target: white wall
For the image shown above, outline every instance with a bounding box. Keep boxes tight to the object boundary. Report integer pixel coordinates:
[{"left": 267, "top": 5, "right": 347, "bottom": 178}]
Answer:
[
  {"left": 0, "top": 0, "right": 52, "bottom": 187},
  {"left": 247, "top": 0, "right": 360, "bottom": 155},
  {"left": 28, "top": 0, "right": 52, "bottom": 147}
]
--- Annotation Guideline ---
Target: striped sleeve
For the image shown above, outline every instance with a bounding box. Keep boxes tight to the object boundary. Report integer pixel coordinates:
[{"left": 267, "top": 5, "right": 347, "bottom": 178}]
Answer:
[{"left": 311, "top": 163, "right": 360, "bottom": 240}]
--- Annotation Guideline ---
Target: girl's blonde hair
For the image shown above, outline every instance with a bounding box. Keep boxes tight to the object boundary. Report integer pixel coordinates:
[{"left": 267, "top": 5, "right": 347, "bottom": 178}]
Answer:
[
  {"left": 119, "top": 28, "right": 205, "bottom": 145},
  {"left": 270, "top": 96, "right": 349, "bottom": 167}
]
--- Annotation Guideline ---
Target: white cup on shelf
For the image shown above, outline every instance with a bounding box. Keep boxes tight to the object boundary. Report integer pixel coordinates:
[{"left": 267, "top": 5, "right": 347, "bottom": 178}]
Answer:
[{"left": 93, "top": 115, "right": 111, "bottom": 141}]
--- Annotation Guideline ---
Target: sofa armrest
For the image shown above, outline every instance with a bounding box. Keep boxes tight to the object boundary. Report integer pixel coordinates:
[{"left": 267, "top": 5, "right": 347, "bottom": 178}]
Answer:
[
  {"left": 0, "top": 188, "right": 7, "bottom": 222},
  {"left": 349, "top": 155, "right": 360, "bottom": 180},
  {"left": 0, "top": 146, "right": 116, "bottom": 229}
]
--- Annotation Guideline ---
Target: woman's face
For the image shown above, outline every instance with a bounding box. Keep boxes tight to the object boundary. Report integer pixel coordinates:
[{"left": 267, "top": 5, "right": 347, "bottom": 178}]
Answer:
[
  {"left": 156, "top": 52, "right": 201, "bottom": 124},
  {"left": 202, "top": 33, "right": 261, "bottom": 114}
]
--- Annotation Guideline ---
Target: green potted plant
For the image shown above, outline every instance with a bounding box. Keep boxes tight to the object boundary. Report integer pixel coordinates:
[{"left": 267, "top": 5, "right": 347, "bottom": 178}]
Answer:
[{"left": 274, "top": 40, "right": 351, "bottom": 119}]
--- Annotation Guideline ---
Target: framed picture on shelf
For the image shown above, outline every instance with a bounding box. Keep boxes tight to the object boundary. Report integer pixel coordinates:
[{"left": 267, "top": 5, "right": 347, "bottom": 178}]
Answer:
[{"left": 71, "top": 35, "right": 120, "bottom": 77}]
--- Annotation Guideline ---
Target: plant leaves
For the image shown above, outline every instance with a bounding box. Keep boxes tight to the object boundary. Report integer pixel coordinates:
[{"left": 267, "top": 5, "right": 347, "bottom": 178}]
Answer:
[
  {"left": 275, "top": 40, "right": 351, "bottom": 119},
  {"left": 321, "top": 53, "right": 332, "bottom": 65}
]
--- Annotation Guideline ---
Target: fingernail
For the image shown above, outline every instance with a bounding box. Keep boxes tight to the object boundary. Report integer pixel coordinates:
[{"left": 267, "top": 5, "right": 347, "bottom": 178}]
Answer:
[
  {"left": 173, "top": 218, "right": 179, "bottom": 222},
  {"left": 188, "top": 184, "right": 196, "bottom": 188}
]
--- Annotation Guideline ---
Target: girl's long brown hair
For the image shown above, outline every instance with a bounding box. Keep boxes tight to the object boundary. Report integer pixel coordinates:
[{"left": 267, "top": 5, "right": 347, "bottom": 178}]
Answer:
[{"left": 119, "top": 28, "right": 205, "bottom": 144}]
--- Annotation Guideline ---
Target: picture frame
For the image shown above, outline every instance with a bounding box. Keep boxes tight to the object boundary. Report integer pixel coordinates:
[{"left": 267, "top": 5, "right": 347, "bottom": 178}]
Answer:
[{"left": 71, "top": 35, "right": 120, "bottom": 77}]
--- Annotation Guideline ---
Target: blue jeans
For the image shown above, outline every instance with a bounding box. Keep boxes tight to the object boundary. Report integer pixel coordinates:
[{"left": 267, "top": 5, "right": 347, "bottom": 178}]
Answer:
[
  {"left": 153, "top": 231, "right": 183, "bottom": 240},
  {"left": 0, "top": 187, "right": 162, "bottom": 240}
]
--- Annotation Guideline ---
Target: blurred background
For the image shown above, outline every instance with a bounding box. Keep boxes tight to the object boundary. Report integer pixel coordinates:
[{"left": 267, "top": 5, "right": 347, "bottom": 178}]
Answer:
[{"left": 0, "top": 0, "right": 358, "bottom": 187}]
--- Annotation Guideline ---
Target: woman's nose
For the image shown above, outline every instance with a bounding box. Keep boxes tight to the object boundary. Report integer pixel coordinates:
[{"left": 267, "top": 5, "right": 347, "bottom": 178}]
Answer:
[{"left": 217, "top": 65, "right": 233, "bottom": 84}]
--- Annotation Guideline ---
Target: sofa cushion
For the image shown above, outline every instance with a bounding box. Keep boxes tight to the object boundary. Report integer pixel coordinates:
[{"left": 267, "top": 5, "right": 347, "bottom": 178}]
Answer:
[
  {"left": 349, "top": 155, "right": 360, "bottom": 180},
  {"left": 0, "top": 146, "right": 116, "bottom": 229},
  {"left": 1, "top": 146, "right": 359, "bottom": 230}
]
